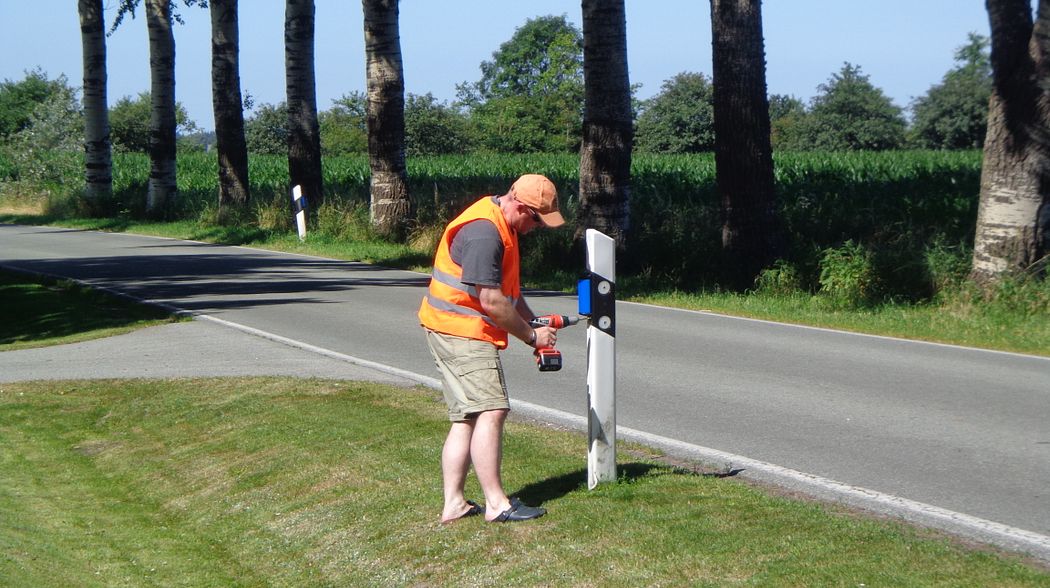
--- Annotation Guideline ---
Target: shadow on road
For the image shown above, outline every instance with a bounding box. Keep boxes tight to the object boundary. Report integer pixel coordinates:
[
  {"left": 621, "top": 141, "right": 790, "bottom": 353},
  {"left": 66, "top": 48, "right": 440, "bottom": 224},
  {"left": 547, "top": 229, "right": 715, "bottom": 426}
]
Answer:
[{"left": 8, "top": 243, "right": 431, "bottom": 314}]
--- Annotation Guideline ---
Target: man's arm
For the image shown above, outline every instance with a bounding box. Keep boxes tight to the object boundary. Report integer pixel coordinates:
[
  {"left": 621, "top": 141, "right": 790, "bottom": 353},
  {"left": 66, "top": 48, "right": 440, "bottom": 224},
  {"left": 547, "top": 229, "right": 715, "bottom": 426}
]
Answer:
[{"left": 479, "top": 286, "right": 555, "bottom": 348}]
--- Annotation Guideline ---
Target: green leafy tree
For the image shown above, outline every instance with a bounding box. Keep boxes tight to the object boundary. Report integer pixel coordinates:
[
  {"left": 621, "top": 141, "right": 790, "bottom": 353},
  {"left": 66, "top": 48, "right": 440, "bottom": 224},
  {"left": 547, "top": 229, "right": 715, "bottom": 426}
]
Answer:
[
  {"left": 109, "top": 92, "right": 195, "bottom": 153},
  {"left": 318, "top": 92, "right": 366, "bottom": 155},
  {"left": 909, "top": 33, "right": 991, "bottom": 150},
  {"left": 633, "top": 72, "right": 714, "bottom": 153},
  {"left": 793, "top": 63, "right": 906, "bottom": 151},
  {"left": 404, "top": 93, "right": 473, "bottom": 155},
  {"left": 4, "top": 80, "right": 84, "bottom": 184},
  {"left": 244, "top": 102, "right": 289, "bottom": 155},
  {"left": 0, "top": 69, "right": 70, "bottom": 139},
  {"left": 457, "top": 14, "right": 583, "bottom": 152},
  {"left": 768, "top": 94, "right": 805, "bottom": 150}
]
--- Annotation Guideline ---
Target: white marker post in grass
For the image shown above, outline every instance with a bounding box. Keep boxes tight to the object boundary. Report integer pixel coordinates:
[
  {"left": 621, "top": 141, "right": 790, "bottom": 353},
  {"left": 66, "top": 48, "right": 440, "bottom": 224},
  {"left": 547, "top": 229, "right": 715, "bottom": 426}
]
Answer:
[
  {"left": 580, "top": 229, "right": 617, "bottom": 488},
  {"left": 292, "top": 185, "right": 308, "bottom": 241}
]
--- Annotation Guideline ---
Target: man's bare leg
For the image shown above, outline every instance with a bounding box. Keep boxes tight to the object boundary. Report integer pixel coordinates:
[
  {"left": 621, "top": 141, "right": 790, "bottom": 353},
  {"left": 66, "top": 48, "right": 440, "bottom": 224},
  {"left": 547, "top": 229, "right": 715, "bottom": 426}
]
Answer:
[
  {"left": 471, "top": 409, "right": 513, "bottom": 520},
  {"left": 440, "top": 419, "right": 477, "bottom": 523}
]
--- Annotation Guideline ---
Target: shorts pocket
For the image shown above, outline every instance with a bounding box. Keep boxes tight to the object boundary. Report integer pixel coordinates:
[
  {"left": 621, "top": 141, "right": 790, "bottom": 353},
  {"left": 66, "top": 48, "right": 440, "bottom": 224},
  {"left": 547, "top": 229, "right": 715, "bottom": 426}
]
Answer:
[{"left": 452, "top": 357, "right": 499, "bottom": 378}]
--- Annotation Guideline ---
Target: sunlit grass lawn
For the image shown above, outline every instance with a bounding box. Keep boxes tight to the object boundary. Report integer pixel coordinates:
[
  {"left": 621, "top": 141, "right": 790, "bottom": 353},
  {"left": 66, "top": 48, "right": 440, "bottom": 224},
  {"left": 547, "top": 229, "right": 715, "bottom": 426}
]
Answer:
[
  {"left": 0, "top": 270, "right": 179, "bottom": 351},
  {"left": 633, "top": 289, "right": 1050, "bottom": 357},
  {"left": 2, "top": 377, "right": 1048, "bottom": 586}
]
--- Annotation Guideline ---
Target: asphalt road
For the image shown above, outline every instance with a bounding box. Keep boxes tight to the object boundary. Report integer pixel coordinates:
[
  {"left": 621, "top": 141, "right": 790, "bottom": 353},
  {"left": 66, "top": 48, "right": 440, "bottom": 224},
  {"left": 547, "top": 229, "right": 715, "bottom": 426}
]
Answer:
[{"left": 3, "top": 224, "right": 1049, "bottom": 554}]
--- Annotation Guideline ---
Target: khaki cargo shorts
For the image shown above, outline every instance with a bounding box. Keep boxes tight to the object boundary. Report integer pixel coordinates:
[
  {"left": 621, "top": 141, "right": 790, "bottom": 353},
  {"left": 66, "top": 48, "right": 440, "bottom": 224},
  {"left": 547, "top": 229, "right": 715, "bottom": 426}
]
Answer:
[{"left": 425, "top": 329, "right": 509, "bottom": 422}]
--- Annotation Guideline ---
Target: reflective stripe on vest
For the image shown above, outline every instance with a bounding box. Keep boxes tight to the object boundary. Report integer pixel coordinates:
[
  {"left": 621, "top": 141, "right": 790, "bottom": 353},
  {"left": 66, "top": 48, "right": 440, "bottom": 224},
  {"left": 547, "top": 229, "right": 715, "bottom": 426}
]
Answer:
[{"left": 418, "top": 197, "right": 520, "bottom": 348}]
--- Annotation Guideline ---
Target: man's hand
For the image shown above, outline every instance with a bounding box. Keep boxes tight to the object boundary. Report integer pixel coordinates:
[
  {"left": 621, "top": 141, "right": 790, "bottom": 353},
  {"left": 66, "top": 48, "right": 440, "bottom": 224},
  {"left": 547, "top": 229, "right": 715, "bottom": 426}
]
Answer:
[{"left": 532, "top": 326, "right": 557, "bottom": 349}]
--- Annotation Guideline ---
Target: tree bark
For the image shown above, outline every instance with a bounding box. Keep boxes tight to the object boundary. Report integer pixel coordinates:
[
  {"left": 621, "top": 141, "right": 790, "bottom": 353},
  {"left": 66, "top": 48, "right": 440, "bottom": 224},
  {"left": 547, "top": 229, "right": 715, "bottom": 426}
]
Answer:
[
  {"left": 578, "top": 0, "right": 632, "bottom": 249},
  {"left": 211, "top": 0, "right": 251, "bottom": 210},
  {"left": 145, "top": 0, "right": 177, "bottom": 217},
  {"left": 286, "top": 0, "right": 324, "bottom": 207},
  {"left": 363, "top": 0, "right": 411, "bottom": 240},
  {"left": 710, "top": 0, "right": 782, "bottom": 290},
  {"left": 79, "top": 0, "right": 112, "bottom": 204},
  {"left": 971, "top": 0, "right": 1050, "bottom": 281}
]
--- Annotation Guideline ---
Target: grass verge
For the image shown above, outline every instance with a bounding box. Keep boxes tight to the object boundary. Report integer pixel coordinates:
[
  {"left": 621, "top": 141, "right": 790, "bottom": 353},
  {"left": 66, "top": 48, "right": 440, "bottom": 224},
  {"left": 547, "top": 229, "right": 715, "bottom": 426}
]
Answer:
[
  {"left": 0, "top": 269, "right": 180, "bottom": 351},
  {"left": 1, "top": 377, "right": 1048, "bottom": 586},
  {"left": 634, "top": 289, "right": 1050, "bottom": 357}
]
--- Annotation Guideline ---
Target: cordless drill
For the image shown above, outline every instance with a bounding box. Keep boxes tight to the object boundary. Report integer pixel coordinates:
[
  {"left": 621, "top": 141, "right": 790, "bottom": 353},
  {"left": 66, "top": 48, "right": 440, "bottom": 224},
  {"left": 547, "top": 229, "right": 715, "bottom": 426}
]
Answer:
[{"left": 528, "top": 315, "right": 581, "bottom": 372}]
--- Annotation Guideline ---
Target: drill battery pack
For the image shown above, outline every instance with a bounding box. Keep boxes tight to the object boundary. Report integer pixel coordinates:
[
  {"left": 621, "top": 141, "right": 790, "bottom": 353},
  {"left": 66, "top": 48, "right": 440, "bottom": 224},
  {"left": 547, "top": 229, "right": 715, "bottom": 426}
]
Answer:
[{"left": 536, "top": 348, "right": 563, "bottom": 371}]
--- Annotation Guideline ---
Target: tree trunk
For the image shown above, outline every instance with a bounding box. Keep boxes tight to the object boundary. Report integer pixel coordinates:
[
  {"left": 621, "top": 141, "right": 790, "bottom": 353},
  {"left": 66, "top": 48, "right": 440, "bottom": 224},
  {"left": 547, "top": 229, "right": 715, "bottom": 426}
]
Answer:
[
  {"left": 363, "top": 0, "right": 410, "bottom": 240},
  {"left": 710, "top": 0, "right": 782, "bottom": 290},
  {"left": 79, "top": 0, "right": 112, "bottom": 205},
  {"left": 286, "top": 0, "right": 324, "bottom": 207},
  {"left": 578, "top": 0, "right": 632, "bottom": 249},
  {"left": 971, "top": 0, "right": 1050, "bottom": 282},
  {"left": 145, "top": 0, "right": 177, "bottom": 217},
  {"left": 211, "top": 0, "right": 251, "bottom": 211}
]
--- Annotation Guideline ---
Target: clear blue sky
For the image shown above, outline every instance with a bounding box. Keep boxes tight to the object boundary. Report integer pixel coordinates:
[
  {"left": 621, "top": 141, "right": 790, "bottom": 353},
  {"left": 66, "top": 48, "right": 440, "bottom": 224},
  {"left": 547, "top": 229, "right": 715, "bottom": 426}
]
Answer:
[{"left": 1, "top": 1, "right": 998, "bottom": 132}]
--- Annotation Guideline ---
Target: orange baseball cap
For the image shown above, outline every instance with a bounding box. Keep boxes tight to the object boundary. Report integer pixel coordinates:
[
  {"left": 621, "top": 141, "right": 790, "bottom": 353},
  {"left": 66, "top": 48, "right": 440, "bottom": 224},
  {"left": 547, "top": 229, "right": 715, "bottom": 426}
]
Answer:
[{"left": 510, "top": 174, "right": 564, "bottom": 227}]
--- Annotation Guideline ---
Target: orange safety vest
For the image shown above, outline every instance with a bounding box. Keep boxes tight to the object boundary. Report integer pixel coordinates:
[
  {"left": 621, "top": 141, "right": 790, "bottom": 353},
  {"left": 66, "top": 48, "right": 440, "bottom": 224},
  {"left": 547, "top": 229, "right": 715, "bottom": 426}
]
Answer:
[{"left": 418, "top": 196, "right": 521, "bottom": 349}]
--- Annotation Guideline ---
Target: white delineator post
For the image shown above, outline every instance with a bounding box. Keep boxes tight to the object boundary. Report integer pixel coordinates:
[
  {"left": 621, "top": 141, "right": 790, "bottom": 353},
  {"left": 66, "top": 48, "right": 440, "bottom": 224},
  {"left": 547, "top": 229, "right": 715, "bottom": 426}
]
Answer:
[
  {"left": 292, "top": 185, "right": 308, "bottom": 241},
  {"left": 583, "top": 228, "right": 616, "bottom": 488}
]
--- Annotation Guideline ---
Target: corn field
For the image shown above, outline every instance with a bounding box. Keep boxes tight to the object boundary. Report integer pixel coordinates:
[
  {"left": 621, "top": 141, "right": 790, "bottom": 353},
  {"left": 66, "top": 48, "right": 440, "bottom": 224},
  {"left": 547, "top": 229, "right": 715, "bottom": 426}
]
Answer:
[{"left": 0, "top": 149, "right": 982, "bottom": 295}]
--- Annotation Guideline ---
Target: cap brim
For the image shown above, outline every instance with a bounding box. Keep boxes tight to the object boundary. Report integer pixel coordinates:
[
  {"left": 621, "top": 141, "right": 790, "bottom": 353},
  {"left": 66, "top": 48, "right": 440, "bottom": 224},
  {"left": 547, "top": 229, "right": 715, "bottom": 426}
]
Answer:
[{"left": 539, "top": 211, "right": 565, "bottom": 228}]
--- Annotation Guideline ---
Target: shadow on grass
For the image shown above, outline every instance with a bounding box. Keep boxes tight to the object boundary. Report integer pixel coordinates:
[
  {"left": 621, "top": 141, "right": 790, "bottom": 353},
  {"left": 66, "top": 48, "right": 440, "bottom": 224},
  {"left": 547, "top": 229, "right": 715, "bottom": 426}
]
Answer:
[
  {"left": 185, "top": 225, "right": 272, "bottom": 246},
  {"left": 0, "top": 212, "right": 60, "bottom": 226},
  {"left": 513, "top": 462, "right": 743, "bottom": 506},
  {"left": 371, "top": 250, "right": 434, "bottom": 271}
]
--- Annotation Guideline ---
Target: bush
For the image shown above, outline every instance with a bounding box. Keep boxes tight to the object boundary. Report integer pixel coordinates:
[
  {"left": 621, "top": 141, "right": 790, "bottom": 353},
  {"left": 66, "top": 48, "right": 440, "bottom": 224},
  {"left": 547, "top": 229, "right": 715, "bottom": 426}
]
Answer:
[
  {"left": 819, "top": 240, "right": 877, "bottom": 307},
  {"left": 754, "top": 260, "right": 804, "bottom": 295},
  {"left": 314, "top": 199, "right": 373, "bottom": 242},
  {"left": 924, "top": 237, "right": 972, "bottom": 297}
]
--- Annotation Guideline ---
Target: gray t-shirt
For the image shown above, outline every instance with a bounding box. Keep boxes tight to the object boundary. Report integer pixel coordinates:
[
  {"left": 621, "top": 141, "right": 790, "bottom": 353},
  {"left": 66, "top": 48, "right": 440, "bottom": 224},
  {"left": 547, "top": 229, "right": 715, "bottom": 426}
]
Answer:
[{"left": 450, "top": 216, "right": 504, "bottom": 287}]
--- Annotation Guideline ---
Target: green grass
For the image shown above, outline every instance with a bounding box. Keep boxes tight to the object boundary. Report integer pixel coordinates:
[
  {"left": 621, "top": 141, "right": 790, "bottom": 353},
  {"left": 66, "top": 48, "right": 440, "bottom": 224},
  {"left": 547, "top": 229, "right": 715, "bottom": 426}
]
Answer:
[
  {"left": 0, "top": 270, "right": 180, "bottom": 351},
  {"left": 2, "top": 377, "right": 1048, "bottom": 586},
  {"left": 633, "top": 288, "right": 1050, "bottom": 357}
]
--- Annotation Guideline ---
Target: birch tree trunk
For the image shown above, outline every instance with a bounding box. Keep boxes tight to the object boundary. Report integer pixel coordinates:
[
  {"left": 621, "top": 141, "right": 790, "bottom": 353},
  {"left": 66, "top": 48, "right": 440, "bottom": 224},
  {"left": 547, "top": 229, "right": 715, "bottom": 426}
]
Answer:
[
  {"left": 145, "top": 0, "right": 178, "bottom": 216},
  {"left": 211, "top": 0, "right": 251, "bottom": 210},
  {"left": 79, "top": 0, "right": 112, "bottom": 204},
  {"left": 711, "top": 0, "right": 782, "bottom": 290},
  {"left": 286, "top": 0, "right": 324, "bottom": 207},
  {"left": 363, "top": 0, "right": 410, "bottom": 239},
  {"left": 578, "top": 0, "right": 632, "bottom": 249},
  {"left": 971, "top": 0, "right": 1050, "bottom": 281}
]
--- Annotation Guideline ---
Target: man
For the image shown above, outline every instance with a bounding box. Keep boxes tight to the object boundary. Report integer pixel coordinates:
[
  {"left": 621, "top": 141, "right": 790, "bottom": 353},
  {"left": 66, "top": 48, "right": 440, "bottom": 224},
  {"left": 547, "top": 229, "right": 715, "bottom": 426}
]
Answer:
[{"left": 419, "top": 174, "right": 564, "bottom": 524}]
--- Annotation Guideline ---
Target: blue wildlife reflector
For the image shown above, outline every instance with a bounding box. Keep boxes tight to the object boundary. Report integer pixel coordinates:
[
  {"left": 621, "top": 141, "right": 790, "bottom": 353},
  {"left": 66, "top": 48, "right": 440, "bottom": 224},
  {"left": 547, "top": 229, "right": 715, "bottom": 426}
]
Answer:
[{"left": 578, "top": 278, "right": 591, "bottom": 316}]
